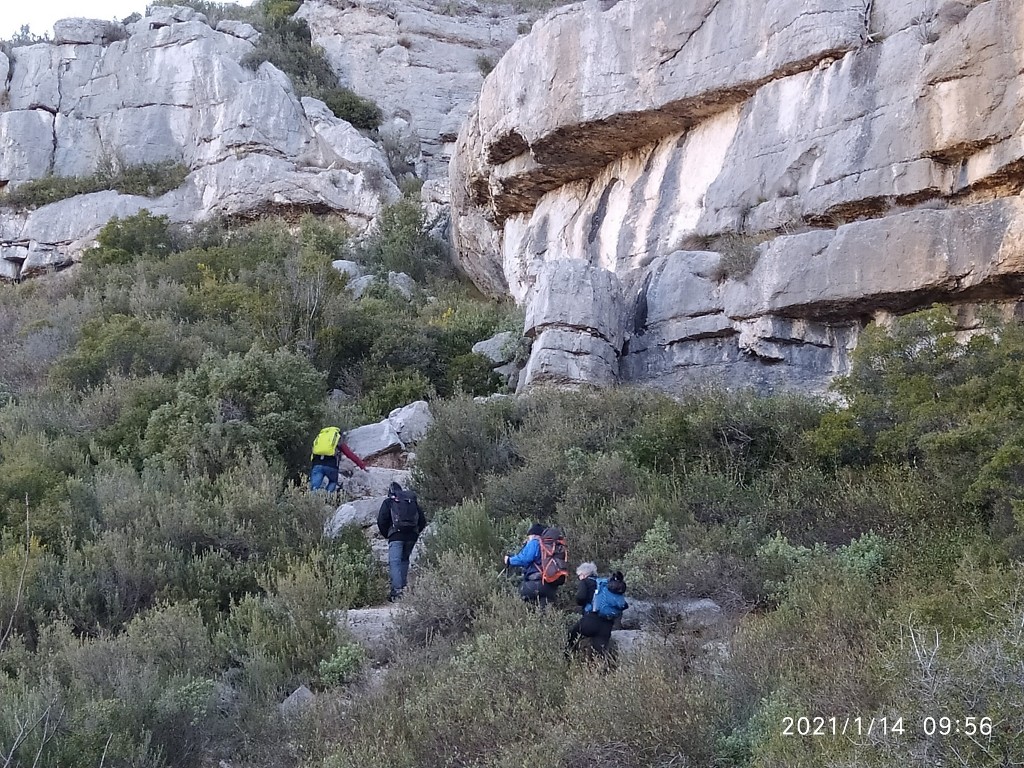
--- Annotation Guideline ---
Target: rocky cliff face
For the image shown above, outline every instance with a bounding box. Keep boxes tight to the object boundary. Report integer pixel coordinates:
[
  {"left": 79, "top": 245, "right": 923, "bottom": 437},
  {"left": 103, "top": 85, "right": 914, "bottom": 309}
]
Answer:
[
  {"left": 0, "top": 5, "right": 399, "bottom": 281},
  {"left": 299, "top": 0, "right": 528, "bottom": 183},
  {"left": 451, "top": 0, "right": 1024, "bottom": 393}
]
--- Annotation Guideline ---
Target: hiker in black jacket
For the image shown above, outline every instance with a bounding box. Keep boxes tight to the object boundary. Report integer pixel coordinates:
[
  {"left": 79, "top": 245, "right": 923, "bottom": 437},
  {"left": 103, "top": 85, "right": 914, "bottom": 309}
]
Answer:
[
  {"left": 566, "top": 563, "right": 627, "bottom": 658},
  {"left": 377, "top": 482, "right": 427, "bottom": 601}
]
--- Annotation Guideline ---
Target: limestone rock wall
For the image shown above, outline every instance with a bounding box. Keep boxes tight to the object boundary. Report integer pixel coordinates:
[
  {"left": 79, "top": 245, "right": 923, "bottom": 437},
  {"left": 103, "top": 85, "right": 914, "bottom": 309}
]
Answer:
[
  {"left": 0, "top": 5, "right": 400, "bottom": 281},
  {"left": 452, "top": 0, "right": 1024, "bottom": 393},
  {"left": 298, "top": 0, "right": 529, "bottom": 182}
]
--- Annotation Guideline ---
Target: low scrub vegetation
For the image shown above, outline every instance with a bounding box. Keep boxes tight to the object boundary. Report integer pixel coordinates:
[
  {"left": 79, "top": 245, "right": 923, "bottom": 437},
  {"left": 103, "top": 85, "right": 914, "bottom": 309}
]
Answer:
[
  {"left": 234, "top": 1, "right": 382, "bottom": 129},
  {"left": 4, "top": 198, "right": 1024, "bottom": 768},
  {"left": 0, "top": 161, "right": 189, "bottom": 209},
  {"left": 0, "top": 198, "right": 513, "bottom": 766}
]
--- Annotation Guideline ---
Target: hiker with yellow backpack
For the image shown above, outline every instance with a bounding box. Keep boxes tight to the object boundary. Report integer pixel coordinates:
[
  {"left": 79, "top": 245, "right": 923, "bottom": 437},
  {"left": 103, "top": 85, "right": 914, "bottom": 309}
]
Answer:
[
  {"left": 504, "top": 523, "right": 569, "bottom": 609},
  {"left": 309, "top": 426, "right": 368, "bottom": 493}
]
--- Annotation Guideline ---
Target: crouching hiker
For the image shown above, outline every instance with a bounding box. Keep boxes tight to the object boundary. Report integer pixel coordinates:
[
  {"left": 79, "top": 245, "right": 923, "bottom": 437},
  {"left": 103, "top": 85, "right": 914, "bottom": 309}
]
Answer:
[
  {"left": 566, "top": 566, "right": 628, "bottom": 659},
  {"left": 377, "top": 482, "right": 426, "bottom": 601},
  {"left": 504, "top": 523, "right": 568, "bottom": 610}
]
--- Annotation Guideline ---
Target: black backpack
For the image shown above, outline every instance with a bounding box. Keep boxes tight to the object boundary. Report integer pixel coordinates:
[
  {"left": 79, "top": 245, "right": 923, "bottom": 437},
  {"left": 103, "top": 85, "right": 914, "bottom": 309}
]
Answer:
[{"left": 389, "top": 490, "right": 420, "bottom": 533}]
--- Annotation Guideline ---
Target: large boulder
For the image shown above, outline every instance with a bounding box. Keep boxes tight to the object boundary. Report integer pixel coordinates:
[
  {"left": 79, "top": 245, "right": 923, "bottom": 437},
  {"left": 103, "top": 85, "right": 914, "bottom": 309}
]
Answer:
[
  {"left": 53, "top": 18, "right": 127, "bottom": 45},
  {"left": 610, "top": 629, "right": 661, "bottom": 659},
  {"left": 216, "top": 20, "right": 261, "bottom": 43},
  {"left": 335, "top": 606, "right": 408, "bottom": 655},
  {"left": 472, "top": 331, "right": 516, "bottom": 365},
  {"left": 387, "top": 271, "right": 417, "bottom": 299},
  {"left": 339, "top": 467, "right": 413, "bottom": 498},
  {"left": 619, "top": 596, "right": 724, "bottom": 632},
  {"left": 345, "top": 420, "right": 404, "bottom": 460},
  {"left": 279, "top": 685, "right": 315, "bottom": 717},
  {"left": 331, "top": 259, "right": 365, "bottom": 280},
  {"left": 325, "top": 497, "right": 385, "bottom": 536},
  {"left": 386, "top": 400, "right": 433, "bottom": 446}
]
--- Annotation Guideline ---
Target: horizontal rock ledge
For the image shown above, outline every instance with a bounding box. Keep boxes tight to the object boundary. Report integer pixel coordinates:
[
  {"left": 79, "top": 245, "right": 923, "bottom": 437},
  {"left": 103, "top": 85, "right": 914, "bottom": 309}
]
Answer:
[{"left": 723, "top": 198, "right": 1024, "bottom": 322}]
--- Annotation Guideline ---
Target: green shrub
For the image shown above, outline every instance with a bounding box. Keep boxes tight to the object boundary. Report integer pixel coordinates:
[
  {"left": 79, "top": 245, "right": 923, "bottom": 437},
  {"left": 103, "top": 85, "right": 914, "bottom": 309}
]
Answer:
[
  {"left": 143, "top": 346, "right": 325, "bottom": 476},
  {"left": 318, "top": 641, "right": 365, "bottom": 686},
  {"left": 54, "top": 314, "right": 190, "bottom": 390},
  {"left": 422, "top": 499, "right": 512, "bottom": 563},
  {"left": 87, "top": 210, "right": 175, "bottom": 266},
  {"left": 1, "top": 162, "right": 189, "bottom": 209},
  {"left": 321, "top": 88, "right": 383, "bottom": 130},
  {"left": 357, "top": 370, "right": 434, "bottom": 420},
  {"left": 445, "top": 353, "right": 502, "bottom": 396},
  {"left": 214, "top": 589, "right": 339, "bottom": 697},
  {"left": 615, "top": 516, "right": 681, "bottom": 597},
  {"left": 475, "top": 54, "right": 495, "bottom": 76},
  {"left": 562, "top": 654, "right": 724, "bottom": 767},
  {"left": 395, "top": 551, "right": 505, "bottom": 643},
  {"left": 172, "top": 0, "right": 261, "bottom": 27},
  {"left": 411, "top": 396, "right": 517, "bottom": 510},
  {"left": 327, "top": 597, "right": 568, "bottom": 768},
  {"left": 730, "top": 560, "right": 883, "bottom": 717},
  {"left": 355, "top": 199, "right": 450, "bottom": 282},
  {"left": 259, "top": 0, "right": 302, "bottom": 21}
]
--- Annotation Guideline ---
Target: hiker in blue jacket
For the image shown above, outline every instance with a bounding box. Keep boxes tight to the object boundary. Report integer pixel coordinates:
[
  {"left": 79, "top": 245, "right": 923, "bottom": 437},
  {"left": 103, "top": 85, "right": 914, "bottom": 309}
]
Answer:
[
  {"left": 566, "top": 565, "right": 628, "bottom": 658},
  {"left": 504, "top": 522, "right": 557, "bottom": 607}
]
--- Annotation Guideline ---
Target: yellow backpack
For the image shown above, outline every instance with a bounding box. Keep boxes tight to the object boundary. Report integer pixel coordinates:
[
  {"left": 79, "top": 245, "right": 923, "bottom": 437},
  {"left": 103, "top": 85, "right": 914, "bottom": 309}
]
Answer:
[{"left": 311, "top": 426, "right": 341, "bottom": 459}]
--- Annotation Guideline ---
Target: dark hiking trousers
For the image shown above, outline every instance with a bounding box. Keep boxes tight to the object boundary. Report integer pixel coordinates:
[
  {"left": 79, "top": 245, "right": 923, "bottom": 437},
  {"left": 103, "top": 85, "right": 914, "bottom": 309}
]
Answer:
[
  {"left": 520, "top": 578, "right": 557, "bottom": 609},
  {"left": 566, "top": 613, "right": 615, "bottom": 656}
]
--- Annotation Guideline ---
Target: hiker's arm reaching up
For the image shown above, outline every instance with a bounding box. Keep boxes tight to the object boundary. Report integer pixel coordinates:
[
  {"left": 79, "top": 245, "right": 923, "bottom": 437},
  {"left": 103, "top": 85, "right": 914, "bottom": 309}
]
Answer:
[{"left": 338, "top": 442, "right": 368, "bottom": 471}]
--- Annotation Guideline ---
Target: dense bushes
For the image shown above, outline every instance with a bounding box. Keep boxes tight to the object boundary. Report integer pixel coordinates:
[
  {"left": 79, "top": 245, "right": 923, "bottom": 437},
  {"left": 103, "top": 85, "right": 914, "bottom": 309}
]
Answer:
[
  {"left": 347, "top": 310, "right": 1024, "bottom": 767},
  {"left": 239, "top": 2, "right": 382, "bottom": 129},
  {"left": 9, "top": 204, "right": 1024, "bottom": 768},
  {"left": 0, "top": 195, "right": 513, "bottom": 766},
  {"left": 1, "top": 161, "right": 189, "bottom": 209}
]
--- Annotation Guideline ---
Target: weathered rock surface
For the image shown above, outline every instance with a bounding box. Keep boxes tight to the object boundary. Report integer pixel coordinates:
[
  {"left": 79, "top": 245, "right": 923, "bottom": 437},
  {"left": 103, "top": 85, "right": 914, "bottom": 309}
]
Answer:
[
  {"left": 326, "top": 497, "right": 385, "bottom": 536},
  {"left": 387, "top": 271, "right": 417, "bottom": 299},
  {"left": 387, "top": 400, "right": 434, "bottom": 445},
  {"left": 0, "top": 6, "right": 399, "bottom": 281},
  {"left": 346, "top": 274, "right": 376, "bottom": 299},
  {"left": 332, "top": 259, "right": 365, "bottom": 280},
  {"left": 279, "top": 685, "right": 316, "bottom": 716},
  {"left": 452, "top": 0, "right": 1024, "bottom": 394},
  {"left": 619, "top": 596, "right": 724, "bottom": 632},
  {"left": 298, "top": 0, "right": 530, "bottom": 181},
  {"left": 472, "top": 330, "right": 516, "bottom": 364},
  {"left": 610, "top": 629, "right": 660, "bottom": 659},
  {"left": 335, "top": 606, "right": 408, "bottom": 655},
  {"left": 340, "top": 467, "right": 413, "bottom": 498},
  {"left": 518, "top": 260, "right": 625, "bottom": 389},
  {"left": 344, "top": 420, "right": 405, "bottom": 460}
]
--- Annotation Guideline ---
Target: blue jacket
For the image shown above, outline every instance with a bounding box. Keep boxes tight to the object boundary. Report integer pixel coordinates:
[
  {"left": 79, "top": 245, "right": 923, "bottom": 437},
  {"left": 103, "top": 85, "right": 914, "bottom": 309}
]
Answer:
[{"left": 507, "top": 538, "right": 541, "bottom": 579}]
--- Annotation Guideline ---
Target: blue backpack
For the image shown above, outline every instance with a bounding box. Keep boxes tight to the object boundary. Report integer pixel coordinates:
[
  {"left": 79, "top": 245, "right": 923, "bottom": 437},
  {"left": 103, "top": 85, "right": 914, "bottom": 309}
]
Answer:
[{"left": 588, "top": 576, "right": 628, "bottom": 620}]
